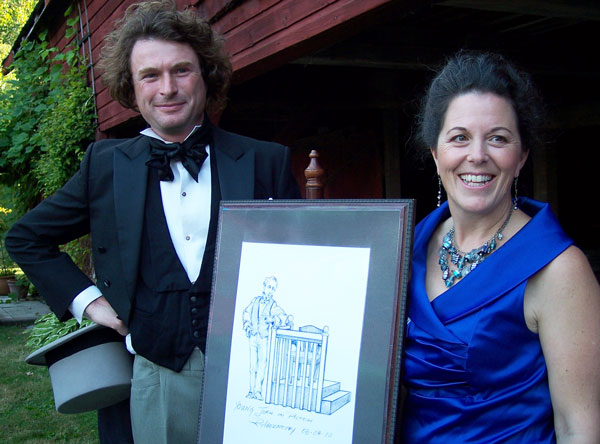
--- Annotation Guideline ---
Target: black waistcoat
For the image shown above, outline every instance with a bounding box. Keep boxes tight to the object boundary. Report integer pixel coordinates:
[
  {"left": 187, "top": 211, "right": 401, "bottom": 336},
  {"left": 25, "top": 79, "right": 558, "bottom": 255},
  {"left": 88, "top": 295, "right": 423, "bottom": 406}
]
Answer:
[{"left": 128, "top": 148, "right": 221, "bottom": 372}]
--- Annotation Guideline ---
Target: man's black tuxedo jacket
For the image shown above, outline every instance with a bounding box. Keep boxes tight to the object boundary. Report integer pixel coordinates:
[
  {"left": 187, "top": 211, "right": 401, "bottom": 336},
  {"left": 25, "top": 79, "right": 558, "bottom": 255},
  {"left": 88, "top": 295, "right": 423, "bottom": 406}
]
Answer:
[{"left": 6, "top": 126, "right": 300, "bottom": 325}]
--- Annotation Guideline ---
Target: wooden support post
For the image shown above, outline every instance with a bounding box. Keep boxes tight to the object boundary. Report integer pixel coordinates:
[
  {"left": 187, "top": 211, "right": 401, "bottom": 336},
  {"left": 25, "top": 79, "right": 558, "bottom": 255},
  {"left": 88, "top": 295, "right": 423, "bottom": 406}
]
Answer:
[{"left": 304, "top": 150, "right": 325, "bottom": 199}]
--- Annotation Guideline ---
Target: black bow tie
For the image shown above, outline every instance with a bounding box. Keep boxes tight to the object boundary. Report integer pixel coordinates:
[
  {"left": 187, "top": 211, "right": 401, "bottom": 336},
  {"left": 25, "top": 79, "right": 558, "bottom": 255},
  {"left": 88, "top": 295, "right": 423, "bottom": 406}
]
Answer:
[{"left": 145, "top": 122, "right": 212, "bottom": 182}]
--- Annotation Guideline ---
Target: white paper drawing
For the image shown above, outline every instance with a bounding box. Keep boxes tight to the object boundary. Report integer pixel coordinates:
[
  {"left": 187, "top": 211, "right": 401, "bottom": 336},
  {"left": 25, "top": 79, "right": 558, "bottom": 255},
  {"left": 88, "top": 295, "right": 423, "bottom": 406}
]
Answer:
[{"left": 222, "top": 242, "right": 371, "bottom": 444}]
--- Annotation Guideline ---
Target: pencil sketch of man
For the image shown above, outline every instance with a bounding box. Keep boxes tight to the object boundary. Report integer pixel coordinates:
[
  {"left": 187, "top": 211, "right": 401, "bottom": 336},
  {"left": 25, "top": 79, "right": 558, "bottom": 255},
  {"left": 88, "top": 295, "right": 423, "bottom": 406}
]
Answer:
[{"left": 242, "top": 276, "right": 289, "bottom": 400}]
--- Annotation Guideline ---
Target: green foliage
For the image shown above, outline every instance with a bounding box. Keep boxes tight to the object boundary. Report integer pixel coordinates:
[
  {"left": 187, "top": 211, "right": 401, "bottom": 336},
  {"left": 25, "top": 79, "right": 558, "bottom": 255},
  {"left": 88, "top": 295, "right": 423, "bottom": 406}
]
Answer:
[
  {"left": 34, "top": 65, "right": 94, "bottom": 197},
  {"left": 0, "top": 291, "right": 17, "bottom": 303},
  {"left": 12, "top": 269, "right": 35, "bottom": 297},
  {"left": 25, "top": 312, "right": 93, "bottom": 349},
  {"left": 0, "top": 12, "right": 96, "bottom": 281},
  {"left": 62, "top": 235, "right": 95, "bottom": 279},
  {"left": 0, "top": 17, "right": 96, "bottom": 214},
  {"left": 0, "top": 188, "right": 16, "bottom": 274},
  {"left": 0, "top": 0, "right": 37, "bottom": 60}
]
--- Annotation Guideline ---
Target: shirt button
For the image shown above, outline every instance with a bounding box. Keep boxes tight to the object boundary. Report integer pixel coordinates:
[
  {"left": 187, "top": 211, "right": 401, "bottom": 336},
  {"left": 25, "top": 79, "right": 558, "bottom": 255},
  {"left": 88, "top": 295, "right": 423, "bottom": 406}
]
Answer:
[
  {"left": 182, "top": 192, "right": 186, "bottom": 197},
  {"left": 185, "top": 235, "right": 190, "bottom": 241}
]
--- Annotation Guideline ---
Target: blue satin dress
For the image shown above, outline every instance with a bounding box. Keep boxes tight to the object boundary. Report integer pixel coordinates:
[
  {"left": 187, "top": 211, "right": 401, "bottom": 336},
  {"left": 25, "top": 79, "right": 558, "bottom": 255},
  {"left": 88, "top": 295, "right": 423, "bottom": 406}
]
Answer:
[{"left": 401, "top": 198, "right": 572, "bottom": 443}]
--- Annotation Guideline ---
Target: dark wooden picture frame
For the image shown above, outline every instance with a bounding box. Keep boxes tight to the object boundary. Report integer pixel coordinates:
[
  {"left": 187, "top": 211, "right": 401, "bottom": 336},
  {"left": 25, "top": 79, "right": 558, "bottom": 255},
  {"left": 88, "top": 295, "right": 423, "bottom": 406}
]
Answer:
[{"left": 197, "top": 200, "right": 414, "bottom": 444}]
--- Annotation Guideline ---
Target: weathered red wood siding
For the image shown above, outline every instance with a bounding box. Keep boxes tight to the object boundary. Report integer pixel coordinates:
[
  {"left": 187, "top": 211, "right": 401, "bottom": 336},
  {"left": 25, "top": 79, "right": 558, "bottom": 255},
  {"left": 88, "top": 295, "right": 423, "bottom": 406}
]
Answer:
[
  {"left": 86, "top": 0, "right": 139, "bottom": 133},
  {"left": 213, "top": 0, "right": 394, "bottom": 82},
  {"left": 18, "top": 0, "right": 392, "bottom": 133},
  {"left": 27, "top": 0, "right": 141, "bottom": 134},
  {"left": 94, "top": 0, "right": 393, "bottom": 132}
]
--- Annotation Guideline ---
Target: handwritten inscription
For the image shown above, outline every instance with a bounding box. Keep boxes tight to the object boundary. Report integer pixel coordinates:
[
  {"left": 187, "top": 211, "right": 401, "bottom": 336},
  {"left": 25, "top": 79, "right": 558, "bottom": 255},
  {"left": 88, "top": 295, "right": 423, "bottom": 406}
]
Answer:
[
  {"left": 288, "top": 412, "right": 313, "bottom": 423},
  {"left": 234, "top": 401, "right": 254, "bottom": 417},
  {"left": 233, "top": 401, "right": 332, "bottom": 439},
  {"left": 301, "top": 428, "right": 334, "bottom": 438},
  {"left": 250, "top": 418, "right": 296, "bottom": 435}
]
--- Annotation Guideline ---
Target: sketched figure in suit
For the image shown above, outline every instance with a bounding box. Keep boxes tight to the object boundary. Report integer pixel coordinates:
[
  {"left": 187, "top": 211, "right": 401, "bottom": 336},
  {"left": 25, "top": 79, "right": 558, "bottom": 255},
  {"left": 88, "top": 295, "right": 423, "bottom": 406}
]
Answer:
[{"left": 242, "top": 276, "right": 289, "bottom": 400}]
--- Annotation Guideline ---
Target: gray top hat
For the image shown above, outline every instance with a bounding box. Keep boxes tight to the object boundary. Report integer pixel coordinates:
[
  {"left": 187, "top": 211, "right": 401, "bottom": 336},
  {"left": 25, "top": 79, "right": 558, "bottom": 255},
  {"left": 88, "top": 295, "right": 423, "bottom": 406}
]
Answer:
[{"left": 25, "top": 323, "right": 133, "bottom": 414}]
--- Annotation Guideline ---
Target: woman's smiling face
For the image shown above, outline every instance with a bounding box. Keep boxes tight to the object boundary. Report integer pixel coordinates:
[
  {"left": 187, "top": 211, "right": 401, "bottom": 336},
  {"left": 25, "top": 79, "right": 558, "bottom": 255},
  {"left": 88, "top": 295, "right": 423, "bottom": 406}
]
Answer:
[{"left": 432, "top": 91, "right": 528, "bottom": 217}]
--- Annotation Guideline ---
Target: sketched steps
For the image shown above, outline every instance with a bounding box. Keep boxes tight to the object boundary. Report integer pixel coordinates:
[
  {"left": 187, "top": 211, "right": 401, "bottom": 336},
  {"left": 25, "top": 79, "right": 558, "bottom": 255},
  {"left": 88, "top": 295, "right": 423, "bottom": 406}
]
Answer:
[
  {"left": 269, "top": 379, "right": 350, "bottom": 414},
  {"left": 321, "top": 386, "right": 351, "bottom": 415}
]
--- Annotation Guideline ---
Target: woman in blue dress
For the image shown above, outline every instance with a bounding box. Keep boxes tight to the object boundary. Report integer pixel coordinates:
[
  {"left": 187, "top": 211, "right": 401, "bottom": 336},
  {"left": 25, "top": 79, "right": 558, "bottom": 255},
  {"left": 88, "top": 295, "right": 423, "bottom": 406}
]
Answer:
[{"left": 401, "top": 51, "right": 600, "bottom": 443}]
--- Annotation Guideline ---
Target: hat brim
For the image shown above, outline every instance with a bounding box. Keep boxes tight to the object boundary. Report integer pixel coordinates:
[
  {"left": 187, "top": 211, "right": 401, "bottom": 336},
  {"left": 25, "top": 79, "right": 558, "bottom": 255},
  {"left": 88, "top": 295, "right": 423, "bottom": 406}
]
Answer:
[
  {"left": 25, "top": 323, "right": 133, "bottom": 414},
  {"left": 25, "top": 322, "right": 104, "bottom": 366}
]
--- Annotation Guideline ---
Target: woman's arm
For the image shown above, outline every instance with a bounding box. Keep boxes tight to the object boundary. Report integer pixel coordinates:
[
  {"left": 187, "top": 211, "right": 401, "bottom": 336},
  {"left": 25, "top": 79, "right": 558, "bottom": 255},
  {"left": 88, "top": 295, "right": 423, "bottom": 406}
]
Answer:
[{"left": 526, "top": 245, "right": 600, "bottom": 443}]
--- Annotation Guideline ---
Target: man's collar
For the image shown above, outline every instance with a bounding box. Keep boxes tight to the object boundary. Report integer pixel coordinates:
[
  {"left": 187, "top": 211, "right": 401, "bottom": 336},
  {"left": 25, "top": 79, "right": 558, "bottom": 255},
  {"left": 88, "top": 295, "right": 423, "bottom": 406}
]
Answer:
[{"left": 140, "top": 124, "right": 203, "bottom": 143}]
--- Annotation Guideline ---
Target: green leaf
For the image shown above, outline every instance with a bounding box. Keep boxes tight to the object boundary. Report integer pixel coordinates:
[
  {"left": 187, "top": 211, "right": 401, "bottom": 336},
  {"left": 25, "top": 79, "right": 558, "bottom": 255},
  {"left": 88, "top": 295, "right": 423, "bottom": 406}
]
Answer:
[
  {"left": 32, "top": 66, "right": 46, "bottom": 77},
  {"left": 0, "top": 29, "right": 95, "bottom": 211},
  {"left": 12, "top": 132, "right": 28, "bottom": 146}
]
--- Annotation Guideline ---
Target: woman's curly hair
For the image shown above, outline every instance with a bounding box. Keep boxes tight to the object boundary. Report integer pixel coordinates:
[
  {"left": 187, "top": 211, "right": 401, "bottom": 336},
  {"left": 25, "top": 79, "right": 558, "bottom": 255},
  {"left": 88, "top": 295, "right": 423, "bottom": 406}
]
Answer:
[
  {"left": 419, "top": 50, "right": 545, "bottom": 153},
  {"left": 99, "top": 0, "right": 232, "bottom": 113}
]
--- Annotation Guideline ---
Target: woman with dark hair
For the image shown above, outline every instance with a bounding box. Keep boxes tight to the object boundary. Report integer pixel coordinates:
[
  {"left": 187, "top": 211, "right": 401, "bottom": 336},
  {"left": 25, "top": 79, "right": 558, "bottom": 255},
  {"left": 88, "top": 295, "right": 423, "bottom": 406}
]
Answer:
[{"left": 401, "top": 51, "right": 600, "bottom": 443}]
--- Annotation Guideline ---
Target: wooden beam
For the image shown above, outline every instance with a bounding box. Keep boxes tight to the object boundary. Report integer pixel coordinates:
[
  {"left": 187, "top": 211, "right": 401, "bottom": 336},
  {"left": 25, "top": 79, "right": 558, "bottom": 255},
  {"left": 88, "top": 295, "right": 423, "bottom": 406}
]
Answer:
[
  {"left": 290, "top": 42, "right": 446, "bottom": 70},
  {"left": 437, "top": 0, "right": 600, "bottom": 21},
  {"left": 98, "top": 104, "right": 138, "bottom": 132},
  {"left": 223, "top": 0, "right": 339, "bottom": 58},
  {"left": 207, "top": 0, "right": 281, "bottom": 34},
  {"left": 222, "top": 0, "right": 399, "bottom": 82}
]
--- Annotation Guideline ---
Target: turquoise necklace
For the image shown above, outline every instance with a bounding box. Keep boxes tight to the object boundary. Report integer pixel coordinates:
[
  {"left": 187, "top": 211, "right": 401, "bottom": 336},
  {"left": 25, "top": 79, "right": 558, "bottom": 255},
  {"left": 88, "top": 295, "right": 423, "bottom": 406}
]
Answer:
[{"left": 439, "top": 208, "right": 514, "bottom": 288}]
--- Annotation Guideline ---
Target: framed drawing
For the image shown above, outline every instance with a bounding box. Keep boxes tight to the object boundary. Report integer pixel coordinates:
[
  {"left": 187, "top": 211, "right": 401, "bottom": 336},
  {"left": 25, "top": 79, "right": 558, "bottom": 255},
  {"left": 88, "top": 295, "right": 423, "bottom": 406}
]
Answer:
[{"left": 197, "top": 200, "right": 414, "bottom": 444}]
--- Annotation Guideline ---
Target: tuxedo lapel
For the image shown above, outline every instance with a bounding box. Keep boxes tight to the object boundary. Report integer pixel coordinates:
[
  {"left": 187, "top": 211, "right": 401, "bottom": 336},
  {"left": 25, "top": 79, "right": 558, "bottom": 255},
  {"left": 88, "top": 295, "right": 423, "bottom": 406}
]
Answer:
[
  {"left": 113, "top": 137, "right": 149, "bottom": 293},
  {"left": 213, "top": 127, "right": 255, "bottom": 200},
  {"left": 111, "top": 129, "right": 255, "bottom": 293}
]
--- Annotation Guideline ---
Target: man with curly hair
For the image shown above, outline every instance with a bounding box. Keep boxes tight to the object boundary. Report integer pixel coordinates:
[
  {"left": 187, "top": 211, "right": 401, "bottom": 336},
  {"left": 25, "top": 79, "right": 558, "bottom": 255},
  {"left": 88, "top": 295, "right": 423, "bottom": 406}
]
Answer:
[{"left": 6, "top": 1, "right": 299, "bottom": 442}]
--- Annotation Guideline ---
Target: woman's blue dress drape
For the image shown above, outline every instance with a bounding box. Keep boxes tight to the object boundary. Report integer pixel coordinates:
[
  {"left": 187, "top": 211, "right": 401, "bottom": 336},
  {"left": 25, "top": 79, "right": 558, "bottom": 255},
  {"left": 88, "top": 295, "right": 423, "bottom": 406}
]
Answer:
[{"left": 401, "top": 198, "right": 572, "bottom": 443}]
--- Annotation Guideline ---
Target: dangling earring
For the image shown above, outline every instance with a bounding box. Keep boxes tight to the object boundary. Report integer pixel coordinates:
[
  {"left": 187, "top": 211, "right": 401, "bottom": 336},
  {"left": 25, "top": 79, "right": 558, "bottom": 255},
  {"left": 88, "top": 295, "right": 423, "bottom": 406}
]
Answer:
[
  {"left": 513, "top": 176, "right": 518, "bottom": 210},
  {"left": 437, "top": 176, "right": 443, "bottom": 207}
]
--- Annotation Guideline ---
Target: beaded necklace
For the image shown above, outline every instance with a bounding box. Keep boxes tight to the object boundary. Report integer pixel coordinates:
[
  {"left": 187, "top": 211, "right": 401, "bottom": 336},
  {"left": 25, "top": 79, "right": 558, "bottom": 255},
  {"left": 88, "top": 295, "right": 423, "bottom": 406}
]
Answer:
[{"left": 438, "top": 207, "right": 514, "bottom": 288}]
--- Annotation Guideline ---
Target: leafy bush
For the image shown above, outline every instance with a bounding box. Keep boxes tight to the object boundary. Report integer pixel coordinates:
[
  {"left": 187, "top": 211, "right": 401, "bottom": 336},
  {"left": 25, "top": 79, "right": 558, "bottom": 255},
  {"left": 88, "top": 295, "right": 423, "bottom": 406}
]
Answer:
[
  {"left": 0, "top": 0, "right": 37, "bottom": 60},
  {"left": 0, "top": 12, "right": 96, "bottom": 213},
  {"left": 0, "top": 191, "right": 16, "bottom": 275},
  {"left": 0, "top": 10, "right": 96, "bottom": 279}
]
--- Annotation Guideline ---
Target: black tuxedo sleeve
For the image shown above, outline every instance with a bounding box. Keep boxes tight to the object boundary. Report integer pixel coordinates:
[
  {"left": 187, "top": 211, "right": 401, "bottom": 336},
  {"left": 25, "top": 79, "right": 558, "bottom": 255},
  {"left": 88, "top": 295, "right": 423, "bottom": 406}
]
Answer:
[
  {"left": 277, "top": 145, "right": 301, "bottom": 199},
  {"left": 5, "top": 144, "right": 96, "bottom": 320},
  {"left": 254, "top": 143, "right": 301, "bottom": 200}
]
